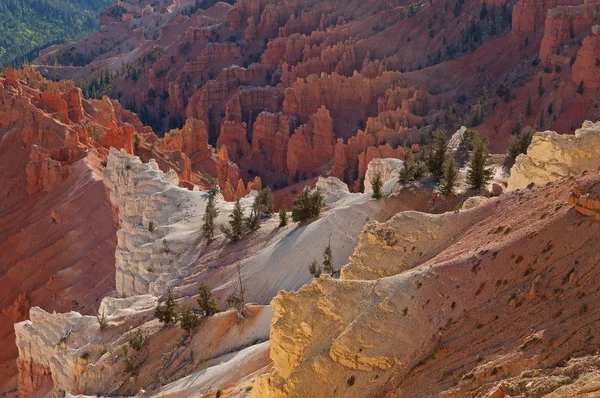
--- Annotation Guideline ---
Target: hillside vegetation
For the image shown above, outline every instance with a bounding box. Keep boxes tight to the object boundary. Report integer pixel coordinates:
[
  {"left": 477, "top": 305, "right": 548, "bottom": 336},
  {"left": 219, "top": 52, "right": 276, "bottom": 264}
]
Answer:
[{"left": 0, "top": 0, "right": 110, "bottom": 66}]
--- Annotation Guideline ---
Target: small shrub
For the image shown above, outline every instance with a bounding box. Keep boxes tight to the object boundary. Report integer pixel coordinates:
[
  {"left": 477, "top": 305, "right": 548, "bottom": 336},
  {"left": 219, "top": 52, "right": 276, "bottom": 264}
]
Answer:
[
  {"left": 278, "top": 206, "right": 288, "bottom": 227},
  {"left": 128, "top": 329, "right": 147, "bottom": 351},
  {"left": 122, "top": 346, "right": 138, "bottom": 376},
  {"left": 245, "top": 384, "right": 254, "bottom": 392},
  {"left": 308, "top": 259, "right": 322, "bottom": 278},
  {"left": 97, "top": 309, "right": 108, "bottom": 330},
  {"left": 503, "top": 225, "right": 512, "bottom": 235},
  {"left": 216, "top": 389, "right": 223, "bottom": 398},
  {"left": 80, "top": 352, "right": 90, "bottom": 360},
  {"left": 347, "top": 375, "right": 356, "bottom": 386},
  {"left": 148, "top": 221, "right": 155, "bottom": 232}
]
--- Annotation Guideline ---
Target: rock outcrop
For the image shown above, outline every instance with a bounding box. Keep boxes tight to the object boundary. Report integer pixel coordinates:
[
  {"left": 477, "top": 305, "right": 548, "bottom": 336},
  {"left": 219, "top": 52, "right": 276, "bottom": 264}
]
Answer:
[
  {"left": 255, "top": 169, "right": 600, "bottom": 397},
  {"left": 508, "top": 121, "right": 600, "bottom": 190},
  {"left": 571, "top": 25, "right": 600, "bottom": 88},
  {"left": 363, "top": 158, "right": 403, "bottom": 193},
  {"left": 15, "top": 298, "right": 272, "bottom": 396}
]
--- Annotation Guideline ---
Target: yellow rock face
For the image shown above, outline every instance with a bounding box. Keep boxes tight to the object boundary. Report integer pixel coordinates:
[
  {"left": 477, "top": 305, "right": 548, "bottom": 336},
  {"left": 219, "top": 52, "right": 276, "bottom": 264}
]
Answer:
[{"left": 507, "top": 121, "right": 600, "bottom": 190}]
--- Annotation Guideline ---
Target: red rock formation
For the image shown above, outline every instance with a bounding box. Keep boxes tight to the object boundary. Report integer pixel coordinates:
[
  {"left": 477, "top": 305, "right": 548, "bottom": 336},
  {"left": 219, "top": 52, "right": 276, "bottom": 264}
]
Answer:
[
  {"left": 161, "top": 118, "right": 212, "bottom": 161},
  {"left": 250, "top": 111, "right": 294, "bottom": 175},
  {"left": 217, "top": 146, "right": 242, "bottom": 201},
  {"left": 0, "top": 70, "right": 123, "bottom": 393},
  {"left": 572, "top": 25, "right": 600, "bottom": 87},
  {"left": 539, "top": 3, "right": 600, "bottom": 62},
  {"left": 217, "top": 121, "right": 252, "bottom": 163},
  {"left": 512, "top": 0, "right": 580, "bottom": 33},
  {"left": 98, "top": 122, "right": 135, "bottom": 154},
  {"left": 25, "top": 145, "right": 72, "bottom": 195},
  {"left": 286, "top": 106, "right": 334, "bottom": 182}
]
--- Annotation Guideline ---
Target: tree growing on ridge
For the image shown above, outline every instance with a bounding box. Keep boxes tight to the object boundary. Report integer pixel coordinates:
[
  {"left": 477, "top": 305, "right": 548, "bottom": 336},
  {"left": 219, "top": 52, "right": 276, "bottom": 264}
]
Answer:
[
  {"left": 197, "top": 284, "right": 220, "bottom": 317},
  {"left": 278, "top": 206, "right": 288, "bottom": 227},
  {"left": 291, "top": 188, "right": 324, "bottom": 222},
  {"left": 221, "top": 199, "right": 245, "bottom": 241},
  {"left": 226, "top": 264, "right": 246, "bottom": 319},
  {"left": 372, "top": 173, "right": 383, "bottom": 200},
  {"left": 467, "top": 137, "right": 493, "bottom": 190},
  {"left": 424, "top": 130, "right": 447, "bottom": 178},
  {"left": 439, "top": 157, "right": 459, "bottom": 196},
  {"left": 202, "top": 189, "right": 218, "bottom": 242},
  {"left": 155, "top": 287, "right": 178, "bottom": 325}
]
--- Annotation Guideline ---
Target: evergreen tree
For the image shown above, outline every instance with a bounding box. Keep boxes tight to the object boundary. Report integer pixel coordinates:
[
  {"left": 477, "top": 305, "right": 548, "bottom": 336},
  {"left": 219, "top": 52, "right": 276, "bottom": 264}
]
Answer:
[
  {"left": 398, "top": 147, "right": 424, "bottom": 184},
  {"left": 507, "top": 126, "right": 535, "bottom": 158},
  {"left": 291, "top": 188, "right": 324, "bottom": 222},
  {"left": 322, "top": 239, "right": 335, "bottom": 276},
  {"left": 577, "top": 80, "right": 585, "bottom": 95},
  {"left": 197, "top": 284, "right": 221, "bottom": 317},
  {"left": 308, "top": 259, "right": 322, "bottom": 278},
  {"left": 479, "top": 1, "right": 488, "bottom": 19},
  {"left": 467, "top": 138, "right": 493, "bottom": 189},
  {"left": 222, "top": 199, "right": 245, "bottom": 241},
  {"left": 470, "top": 102, "right": 483, "bottom": 126},
  {"left": 178, "top": 304, "right": 200, "bottom": 334},
  {"left": 226, "top": 264, "right": 246, "bottom": 319},
  {"left": 202, "top": 190, "right": 218, "bottom": 242},
  {"left": 155, "top": 287, "right": 178, "bottom": 325},
  {"left": 246, "top": 188, "right": 274, "bottom": 230},
  {"left": 372, "top": 172, "right": 383, "bottom": 200},
  {"left": 439, "top": 157, "right": 459, "bottom": 196},
  {"left": 424, "top": 131, "right": 447, "bottom": 178},
  {"left": 278, "top": 206, "right": 288, "bottom": 227},
  {"left": 538, "top": 77, "right": 545, "bottom": 97}
]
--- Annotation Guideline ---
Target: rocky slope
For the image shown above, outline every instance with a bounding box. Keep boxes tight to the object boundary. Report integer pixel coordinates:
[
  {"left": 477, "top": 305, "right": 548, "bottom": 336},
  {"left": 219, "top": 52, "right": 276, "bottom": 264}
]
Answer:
[
  {"left": 254, "top": 125, "right": 600, "bottom": 397},
  {"left": 12, "top": 146, "right": 467, "bottom": 396}
]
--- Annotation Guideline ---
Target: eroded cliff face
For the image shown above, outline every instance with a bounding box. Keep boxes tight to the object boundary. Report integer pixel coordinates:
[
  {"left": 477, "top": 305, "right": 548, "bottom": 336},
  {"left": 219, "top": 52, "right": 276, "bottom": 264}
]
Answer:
[
  {"left": 508, "top": 120, "right": 600, "bottom": 190},
  {"left": 15, "top": 297, "right": 272, "bottom": 397},
  {"left": 254, "top": 167, "right": 600, "bottom": 397}
]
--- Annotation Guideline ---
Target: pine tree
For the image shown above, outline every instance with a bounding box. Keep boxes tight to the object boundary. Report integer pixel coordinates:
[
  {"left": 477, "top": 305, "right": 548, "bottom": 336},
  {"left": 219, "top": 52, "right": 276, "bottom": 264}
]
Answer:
[
  {"left": 439, "top": 158, "right": 458, "bottom": 196},
  {"left": 226, "top": 264, "right": 246, "bottom": 319},
  {"left": 424, "top": 130, "right": 447, "bottom": 178},
  {"left": 155, "top": 287, "right": 178, "bottom": 325},
  {"left": 278, "top": 206, "right": 288, "bottom": 227},
  {"left": 197, "top": 284, "right": 221, "bottom": 317},
  {"left": 398, "top": 147, "right": 424, "bottom": 184},
  {"left": 222, "top": 199, "right": 245, "bottom": 241},
  {"left": 178, "top": 304, "right": 200, "bottom": 334},
  {"left": 372, "top": 172, "right": 383, "bottom": 200},
  {"left": 526, "top": 97, "right": 532, "bottom": 117},
  {"left": 467, "top": 138, "right": 493, "bottom": 190},
  {"left": 470, "top": 102, "right": 483, "bottom": 126},
  {"left": 246, "top": 188, "right": 274, "bottom": 230},
  {"left": 577, "top": 80, "right": 585, "bottom": 95},
  {"left": 291, "top": 188, "right": 324, "bottom": 222},
  {"left": 538, "top": 77, "right": 545, "bottom": 97},
  {"left": 202, "top": 190, "right": 218, "bottom": 242},
  {"left": 322, "top": 239, "right": 335, "bottom": 276},
  {"left": 308, "top": 259, "right": 322, "bottom": 278},
  {"left": 507, "top": 126, "right": 535, "bottom": 158},
  {"left": 479, "top": 1, "right": 488, "bottom": 19}
]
